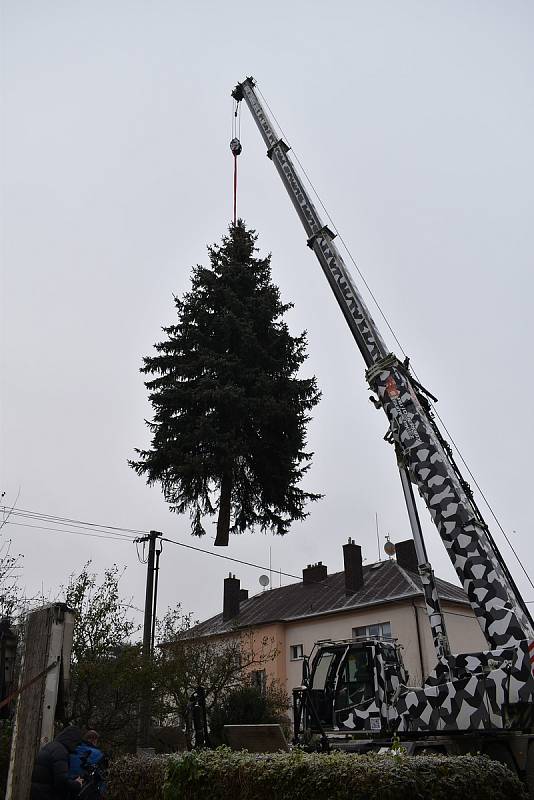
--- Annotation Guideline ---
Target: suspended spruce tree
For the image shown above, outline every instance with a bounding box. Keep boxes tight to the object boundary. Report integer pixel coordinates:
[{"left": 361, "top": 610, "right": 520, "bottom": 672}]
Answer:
[{"left": 130, "top": 221, "right": 321, "bottom": 546}]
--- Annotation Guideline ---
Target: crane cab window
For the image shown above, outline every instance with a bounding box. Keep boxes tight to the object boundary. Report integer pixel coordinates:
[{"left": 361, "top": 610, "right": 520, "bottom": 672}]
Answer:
[
  {"left": 335, "top": 648, "right": 374, "bottom": 709},
  {"left": 311, "top": 650, "right": 336, "bottom": 690}
]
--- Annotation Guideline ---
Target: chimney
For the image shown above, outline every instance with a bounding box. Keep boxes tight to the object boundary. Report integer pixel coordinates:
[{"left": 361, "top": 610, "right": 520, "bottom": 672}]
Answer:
[
  {"left": 223, "top": 574, "right": 241, "bottom": 620},
  {"left": 239, "top": 588, "right": 249, "bottom": 602},
  {"left": 343, "top": 538, "right": 364, "bottom": 595},
  {"left": 395, "top": 539, "right": 419, "bottom": 573},
  {"left": 302, "top": 562, "right": 327, "bottom": 585}
]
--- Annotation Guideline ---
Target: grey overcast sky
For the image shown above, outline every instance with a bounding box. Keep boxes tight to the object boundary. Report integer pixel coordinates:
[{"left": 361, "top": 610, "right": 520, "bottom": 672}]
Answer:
[{"left": 1, "top": 1, "right": 533, "bottom": 628}]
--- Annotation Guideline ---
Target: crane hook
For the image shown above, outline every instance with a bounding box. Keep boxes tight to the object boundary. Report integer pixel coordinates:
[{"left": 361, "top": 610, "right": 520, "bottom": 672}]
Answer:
[{"left": 230, "top": 138, "right": 242, "bottom": 156}]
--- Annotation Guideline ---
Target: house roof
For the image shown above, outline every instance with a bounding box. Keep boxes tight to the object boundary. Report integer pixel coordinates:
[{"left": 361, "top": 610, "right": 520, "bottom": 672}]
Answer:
[{"left": 187, "top": 559, "right": 470, "bottom": 638}]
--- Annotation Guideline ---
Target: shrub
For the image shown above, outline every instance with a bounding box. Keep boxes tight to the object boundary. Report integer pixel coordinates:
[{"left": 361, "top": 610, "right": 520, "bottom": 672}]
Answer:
[
  {"left": 107, "top": 748, "right": 526, "bottom": 800},
  {"left": 209, "top": 685, "right": 289, "bottom": 745},
  {"left": 106, "top": 754, "right": 167, "bottom": 800}
]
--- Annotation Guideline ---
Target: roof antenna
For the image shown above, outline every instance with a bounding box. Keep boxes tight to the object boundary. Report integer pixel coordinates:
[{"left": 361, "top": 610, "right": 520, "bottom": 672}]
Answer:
[{"left": 375, "top": 512, "right": 381, "bottom": 561}]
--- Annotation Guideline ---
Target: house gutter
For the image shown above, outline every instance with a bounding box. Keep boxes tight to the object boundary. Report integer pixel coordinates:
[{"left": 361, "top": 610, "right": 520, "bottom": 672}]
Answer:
[{"left": 412, "top": 600, "right": 425, "bottom": 684}]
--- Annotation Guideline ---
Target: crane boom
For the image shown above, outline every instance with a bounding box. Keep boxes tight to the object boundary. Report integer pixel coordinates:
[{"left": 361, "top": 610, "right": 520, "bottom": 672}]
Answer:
[{"left": 233, "top": 76, "right": 533, "bottom": 650}]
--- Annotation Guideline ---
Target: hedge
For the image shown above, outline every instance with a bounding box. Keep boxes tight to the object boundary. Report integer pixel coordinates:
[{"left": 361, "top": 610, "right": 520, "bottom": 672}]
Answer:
[
  {"left": 107, "top": 747, "right": 526, "bottom": 800},
  {"left": 107, "top": 754, "right": 168, "bottom": 800}
]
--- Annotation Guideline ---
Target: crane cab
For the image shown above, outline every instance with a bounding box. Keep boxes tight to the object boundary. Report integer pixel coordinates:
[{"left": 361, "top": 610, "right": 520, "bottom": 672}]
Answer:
[{"left": 294, "top": 638, "right": 408, "bottom": 738}]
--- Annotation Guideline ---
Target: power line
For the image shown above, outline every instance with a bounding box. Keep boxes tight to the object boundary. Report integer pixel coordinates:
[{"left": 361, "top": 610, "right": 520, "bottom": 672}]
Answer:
[
  {"left": 4, "top": 520, "right": 136, "bottom": 543},
  {"left": 161, "top": 536, "right": 301, "bottom": 581},
  {"left": 0, "top": 487, "right": 21, "bottom": 531},
  {"left": 7, "top": 517, "right": 136, "bottom": 542},
  {"left": 4, "top": 512, "right": 137, "bottom": 539},
  {"left": 2, "top": 506, "right": 302, "bottom": 580},
  {"left": 6, "top": 504, "right": 534, "bottom": 602},
  {"left": 2, "top": 506, "right": 146, "bottom": 537}
]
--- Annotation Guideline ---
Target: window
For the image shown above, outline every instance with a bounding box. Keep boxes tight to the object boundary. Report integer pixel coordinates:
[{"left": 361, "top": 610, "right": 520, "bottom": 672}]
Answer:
[
  {"left": 290, "top": 644, "right": 304, "bottom": 660},
  {"left": 352, "top": 621, "right": 391, "bottom": 640},
  {"left": 311, "top": 650, "right": 336, "bottom": 690},
  {"left": 335, "top": 649, "right": 374, "bottom": 709}
]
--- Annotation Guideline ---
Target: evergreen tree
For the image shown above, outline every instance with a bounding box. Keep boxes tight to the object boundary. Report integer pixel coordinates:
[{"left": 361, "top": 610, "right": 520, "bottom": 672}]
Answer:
[{"left": 130, "top": 221, "right": 321, "bottom": 546}]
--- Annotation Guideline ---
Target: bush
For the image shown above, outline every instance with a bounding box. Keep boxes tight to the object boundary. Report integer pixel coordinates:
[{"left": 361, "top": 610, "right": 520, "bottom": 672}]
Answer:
[
  {"left": 209, "top": 685, "right": 289, "bottom": 745},
  {"left": 107, "top": 754, "right": 167, "bottom": 800},
  {"left": 107, "top": 748, "right": 526, "bottom": 800}
]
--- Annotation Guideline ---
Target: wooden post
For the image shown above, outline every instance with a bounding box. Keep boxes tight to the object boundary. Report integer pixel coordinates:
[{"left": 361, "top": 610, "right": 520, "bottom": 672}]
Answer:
[{"left": 6, "top": 603, "right": 75, "bottom": 800}]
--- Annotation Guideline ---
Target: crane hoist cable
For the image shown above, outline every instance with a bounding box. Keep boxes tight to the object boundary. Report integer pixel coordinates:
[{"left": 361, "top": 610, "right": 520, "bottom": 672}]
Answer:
[{"left": 230, "top": 98, "right": 242, "bottom": 225}]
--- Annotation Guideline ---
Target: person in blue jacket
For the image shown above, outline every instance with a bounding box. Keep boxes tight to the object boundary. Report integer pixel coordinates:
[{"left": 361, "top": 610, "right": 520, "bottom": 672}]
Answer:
[{"left": 67, "top": 731, "right": 104, "bottom": 788}]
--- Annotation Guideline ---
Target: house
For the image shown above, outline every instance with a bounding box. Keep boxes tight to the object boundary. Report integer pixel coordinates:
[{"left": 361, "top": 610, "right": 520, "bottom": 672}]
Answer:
[{"left": 187, "top": 539, "right": 487, "bottom": 695}]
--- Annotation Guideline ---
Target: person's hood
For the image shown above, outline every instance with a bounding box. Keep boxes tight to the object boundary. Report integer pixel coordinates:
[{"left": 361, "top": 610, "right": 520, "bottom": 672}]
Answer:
[{"left": 55, "top": 726, "right": 83, "bottom": 752}]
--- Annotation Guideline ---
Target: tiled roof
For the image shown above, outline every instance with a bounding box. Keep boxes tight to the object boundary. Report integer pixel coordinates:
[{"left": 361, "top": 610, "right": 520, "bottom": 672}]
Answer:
[{"left": 187, "top": 559, "right": 469, "bottom": 638}]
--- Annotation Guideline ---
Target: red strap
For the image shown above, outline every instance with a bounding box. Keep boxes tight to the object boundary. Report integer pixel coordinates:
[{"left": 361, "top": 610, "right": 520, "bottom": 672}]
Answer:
[
  {"left": 233, "top": 154, "right": 238, "bottom": 226},
  {"left": 0, "top": 659, "right": 58, "bottom": 711}
]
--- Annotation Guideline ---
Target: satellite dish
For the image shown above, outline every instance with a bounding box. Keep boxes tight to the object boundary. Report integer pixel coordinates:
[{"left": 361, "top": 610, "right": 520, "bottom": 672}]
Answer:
[
  {"left": 259, "top": 574, "right": 270, "bottom": 588},
  {"left": 384, "top": 537, "right": 396, "bottom": 557}
]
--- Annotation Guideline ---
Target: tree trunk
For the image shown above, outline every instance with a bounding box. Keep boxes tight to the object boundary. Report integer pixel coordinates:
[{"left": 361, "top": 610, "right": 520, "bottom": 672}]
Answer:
[{"left": 215, "top": 473, "right": 232, "bottom": 546}]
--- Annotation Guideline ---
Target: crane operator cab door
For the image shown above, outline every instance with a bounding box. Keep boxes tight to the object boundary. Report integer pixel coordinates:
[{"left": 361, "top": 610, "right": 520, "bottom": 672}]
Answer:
[
  {"left": 307, "top": 647, "right": 344, "bottom": 728},
  {"left": 333, "top": 645, "right": 381, "bottom": 732},
  {"left": 307, "top": 644, "right": 383, "bottom": 733}
]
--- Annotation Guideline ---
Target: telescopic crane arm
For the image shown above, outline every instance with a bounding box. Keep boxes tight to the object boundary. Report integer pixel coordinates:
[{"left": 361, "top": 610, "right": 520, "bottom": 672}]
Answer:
[{"left": 233, "top": 76, "right": 534, "bottom": 652}]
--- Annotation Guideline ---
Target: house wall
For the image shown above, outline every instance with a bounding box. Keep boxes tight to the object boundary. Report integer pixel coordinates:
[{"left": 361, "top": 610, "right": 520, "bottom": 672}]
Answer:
[
  {"left": 283, "top": 602, "right": 419, "bottom": 692},
  {"left": 204, "top": 623, "right": 287, "bottom": 687},
  {"left": 248, "top": 622, "right": 286, "bottom": 686},
  {"left": 413, "top": 600, "right": 487, "bottom": 678},
  {"left": 282, "top": 599, "right": 487, "bottom": 693},
  {"left": 191, "top": 599, "right": 487, "bottom": 701}
]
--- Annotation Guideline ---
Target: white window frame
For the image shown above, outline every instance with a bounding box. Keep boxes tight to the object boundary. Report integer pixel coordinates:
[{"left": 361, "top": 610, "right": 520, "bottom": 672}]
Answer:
[
  {"left": 352, "top": 621, "right": 392, "bottom": 640},
  {"left": 290, "top": 643, "right": 304, "bottom": 660}
]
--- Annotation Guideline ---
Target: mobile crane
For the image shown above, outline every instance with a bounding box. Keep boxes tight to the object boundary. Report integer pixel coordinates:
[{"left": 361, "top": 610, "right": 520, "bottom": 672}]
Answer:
[{"left": 231, "top": 77, "right": 534, "bottom": 780}]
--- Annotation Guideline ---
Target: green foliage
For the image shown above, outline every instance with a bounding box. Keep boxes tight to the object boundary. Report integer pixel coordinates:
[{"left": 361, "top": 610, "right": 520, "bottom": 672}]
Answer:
[
  {"left": 106, "top": 749, "right": 526, "bottom": 800},
  {"left": 65, "top": 562, "right": 136, "bottom": 661},
  {"left": 57, "top": 573, "right": 281, "bottom": 753},
  {"left": 209, "top": 684, "right": 289, "bottom": 745},
  {"left": 107, "top": 754, "right": 168, "bottom": 800},
  {"left": 130, "top": 221, "right": 321, "bottom": 545},
  {"left": 153, "top": 607, "right": 279, "bottom": 744},
  {"left": 168, "top": 749, "right": 527, "bottom": 800},
  {"left": 64, "top": 563, "right": 146, "bottom": 752}
]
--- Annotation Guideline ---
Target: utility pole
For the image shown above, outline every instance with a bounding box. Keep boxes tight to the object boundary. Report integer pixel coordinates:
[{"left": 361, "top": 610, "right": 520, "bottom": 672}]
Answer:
[
  {"left": 136, "top": 529, "right": 162, "bottom": 750},
  {"left": 6, "top": 604, "right": 75, "bottom": 800}
]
